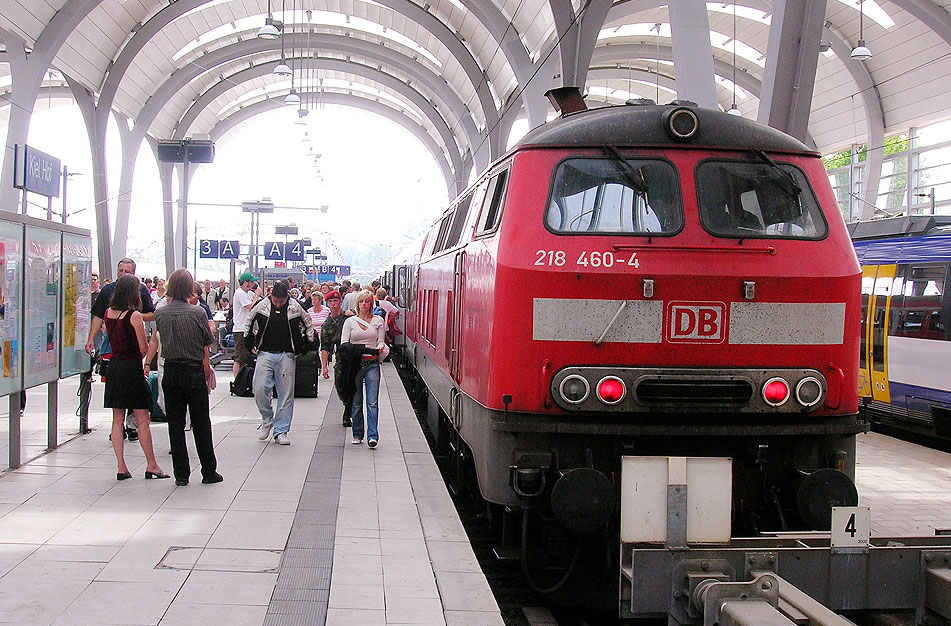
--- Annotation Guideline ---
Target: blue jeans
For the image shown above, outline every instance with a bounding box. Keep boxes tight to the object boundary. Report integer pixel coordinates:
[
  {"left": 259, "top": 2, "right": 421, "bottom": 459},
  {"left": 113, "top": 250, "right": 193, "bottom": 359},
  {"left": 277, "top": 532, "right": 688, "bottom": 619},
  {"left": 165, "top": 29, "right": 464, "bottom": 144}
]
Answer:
[
  {"left": 253, "top": 352, "right": 296, "bottom": 436},
  {"left": 351, "top": 362, "right": 381, "bottom": 441}
]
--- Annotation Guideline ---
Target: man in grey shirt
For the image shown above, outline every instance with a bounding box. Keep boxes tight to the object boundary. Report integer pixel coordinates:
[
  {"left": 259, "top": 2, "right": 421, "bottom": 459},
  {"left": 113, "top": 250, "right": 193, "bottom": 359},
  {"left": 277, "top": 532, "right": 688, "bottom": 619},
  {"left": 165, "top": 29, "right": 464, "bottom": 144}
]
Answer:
[{"left": 147, "top": 269, "right": 220, "bottom": 486}]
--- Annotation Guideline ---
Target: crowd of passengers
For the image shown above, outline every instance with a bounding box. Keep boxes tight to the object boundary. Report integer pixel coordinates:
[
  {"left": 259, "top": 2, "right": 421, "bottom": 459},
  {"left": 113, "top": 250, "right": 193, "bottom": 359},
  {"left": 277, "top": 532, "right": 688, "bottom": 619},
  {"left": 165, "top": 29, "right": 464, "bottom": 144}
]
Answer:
[{"left": 85, "top": 257, "right": 401, "bottom": 486}]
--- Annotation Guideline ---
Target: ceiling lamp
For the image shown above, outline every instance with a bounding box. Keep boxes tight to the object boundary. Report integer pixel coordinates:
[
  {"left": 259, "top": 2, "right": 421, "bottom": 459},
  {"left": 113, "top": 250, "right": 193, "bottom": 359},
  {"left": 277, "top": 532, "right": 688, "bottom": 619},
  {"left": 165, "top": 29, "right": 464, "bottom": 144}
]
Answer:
[
  {"left": 285, "top": 89, "right": 301, "bottom": 105},
  {"left": 851, "top": 0, "right": 872, "bottom": 61},
  {"left": 258, "top": 17, "right": 280, "bottom": 39},
  {"left": 273, "top": 61, "right": 291, "bottom": 76},
  {"left": 301, "top": 132, "right": 312, "bottom": 143},
  {"left": 727, "top": 4, "right": 742, "bottom": 117}
]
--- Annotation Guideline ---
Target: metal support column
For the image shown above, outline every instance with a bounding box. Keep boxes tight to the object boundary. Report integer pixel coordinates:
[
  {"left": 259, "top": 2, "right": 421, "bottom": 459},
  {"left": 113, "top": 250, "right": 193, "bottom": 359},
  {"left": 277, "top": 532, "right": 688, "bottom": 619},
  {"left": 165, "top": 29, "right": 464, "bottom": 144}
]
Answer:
[
  {"left": 9, "top": 392, "right": 21, "bottom": 469},
  {"left": 668, "top": 0, "right": 719, "bottom": 109},
  {"left": 47, "top": 381, "right": 58, "bottom": 451}
]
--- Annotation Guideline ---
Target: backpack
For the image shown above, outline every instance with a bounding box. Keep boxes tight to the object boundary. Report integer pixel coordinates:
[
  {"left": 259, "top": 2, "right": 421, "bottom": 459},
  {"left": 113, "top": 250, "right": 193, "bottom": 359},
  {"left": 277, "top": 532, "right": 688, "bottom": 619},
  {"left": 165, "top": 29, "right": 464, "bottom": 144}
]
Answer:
[{"left": 230, "top": 363, "right": 255, "bottom": 397}]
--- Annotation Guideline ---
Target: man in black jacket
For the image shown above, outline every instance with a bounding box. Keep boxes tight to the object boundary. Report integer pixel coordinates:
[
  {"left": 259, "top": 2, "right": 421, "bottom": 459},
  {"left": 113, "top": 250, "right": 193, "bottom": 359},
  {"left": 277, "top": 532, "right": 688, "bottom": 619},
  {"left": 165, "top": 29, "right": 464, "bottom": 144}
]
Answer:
[{"left": 244, "top": 281, "right": 316, "bottom": 445}]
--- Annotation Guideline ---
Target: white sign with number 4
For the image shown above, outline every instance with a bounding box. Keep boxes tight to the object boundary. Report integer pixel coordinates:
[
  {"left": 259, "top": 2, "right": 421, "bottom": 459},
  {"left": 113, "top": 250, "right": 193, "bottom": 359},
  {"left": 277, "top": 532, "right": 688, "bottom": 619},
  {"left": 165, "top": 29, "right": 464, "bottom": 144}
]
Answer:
[{"left": 831, "top": 506, "right": 870, "bottom": 548}]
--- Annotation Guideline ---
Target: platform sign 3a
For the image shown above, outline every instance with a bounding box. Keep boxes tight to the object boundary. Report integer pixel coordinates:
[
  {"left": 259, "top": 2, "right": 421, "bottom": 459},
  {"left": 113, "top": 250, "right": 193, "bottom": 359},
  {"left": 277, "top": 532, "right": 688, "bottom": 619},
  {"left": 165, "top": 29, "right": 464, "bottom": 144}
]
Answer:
[{"left": 199, "top": 239, "right": 240, "bottom": 259}]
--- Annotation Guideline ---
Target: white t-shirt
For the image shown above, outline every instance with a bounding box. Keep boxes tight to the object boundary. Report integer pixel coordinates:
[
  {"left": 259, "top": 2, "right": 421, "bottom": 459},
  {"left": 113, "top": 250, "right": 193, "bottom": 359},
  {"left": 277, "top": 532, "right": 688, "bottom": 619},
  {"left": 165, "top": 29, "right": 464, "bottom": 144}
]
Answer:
[
  {"left": 232, "top": 287, "right": 255, "bottom": 333},
  {"left": 342, "top": 291, "right": 360, "bottom": 312},
  {"left": 341, "top": 315, "right": 386, "bottom": 349}
]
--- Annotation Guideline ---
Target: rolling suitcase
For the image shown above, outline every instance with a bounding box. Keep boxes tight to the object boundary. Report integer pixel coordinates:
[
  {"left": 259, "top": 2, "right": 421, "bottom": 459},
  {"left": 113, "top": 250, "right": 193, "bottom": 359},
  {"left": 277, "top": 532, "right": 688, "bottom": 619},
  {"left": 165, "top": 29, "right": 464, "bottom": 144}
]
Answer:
[
  {"left": 294, "top": 350, "right": 319, "bottom": 398},
  {"left": 230, "top": 357, "right": 256, "bottom": 397}
]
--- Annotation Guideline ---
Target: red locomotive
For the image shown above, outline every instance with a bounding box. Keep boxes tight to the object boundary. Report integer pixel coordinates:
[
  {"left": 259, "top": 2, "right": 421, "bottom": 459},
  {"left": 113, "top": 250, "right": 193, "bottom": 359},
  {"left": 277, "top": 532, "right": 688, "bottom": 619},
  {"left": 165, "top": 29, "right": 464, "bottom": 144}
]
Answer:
[{"left": 386, "top": 89, "right": 865, "bottom": 609}]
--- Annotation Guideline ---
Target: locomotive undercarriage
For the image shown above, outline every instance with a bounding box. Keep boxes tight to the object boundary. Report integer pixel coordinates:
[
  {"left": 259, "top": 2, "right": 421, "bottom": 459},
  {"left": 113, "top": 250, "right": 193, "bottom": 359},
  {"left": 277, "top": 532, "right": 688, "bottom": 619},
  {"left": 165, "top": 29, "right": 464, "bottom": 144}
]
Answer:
[{"left": 411, "top": 353, "right": 867, "bottom": 610}]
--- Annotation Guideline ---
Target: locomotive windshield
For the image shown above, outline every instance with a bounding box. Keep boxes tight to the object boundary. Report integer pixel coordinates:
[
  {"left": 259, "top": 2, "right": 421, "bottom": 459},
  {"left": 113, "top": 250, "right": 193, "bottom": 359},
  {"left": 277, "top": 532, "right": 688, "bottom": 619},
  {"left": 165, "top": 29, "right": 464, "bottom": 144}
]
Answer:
[
  {"left": 696, "top": 160, "right": 828, "bottom": 239},
  {"left": 546, "top": 158, "right": 682, "bottom": 234}
]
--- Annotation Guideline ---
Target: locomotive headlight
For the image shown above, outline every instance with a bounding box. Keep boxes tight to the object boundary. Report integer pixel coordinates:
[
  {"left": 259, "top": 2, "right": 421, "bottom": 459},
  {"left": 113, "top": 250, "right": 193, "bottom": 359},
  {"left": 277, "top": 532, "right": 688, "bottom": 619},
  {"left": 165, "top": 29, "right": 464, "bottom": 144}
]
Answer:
[
  {"left": 796, "top": 377, "right": 823, "bottom": 407},
  {"left": 662, "top": 107, "right": 700, "bottom": 141},
  {"left": 597, "top": 376, "right": 626, "bottom": 405},
  {"left": 559, "top": 375, "right": 590, "bottom": 404},
  {"left": 762, "top": 377, "right": 790, "bottom": 406}
]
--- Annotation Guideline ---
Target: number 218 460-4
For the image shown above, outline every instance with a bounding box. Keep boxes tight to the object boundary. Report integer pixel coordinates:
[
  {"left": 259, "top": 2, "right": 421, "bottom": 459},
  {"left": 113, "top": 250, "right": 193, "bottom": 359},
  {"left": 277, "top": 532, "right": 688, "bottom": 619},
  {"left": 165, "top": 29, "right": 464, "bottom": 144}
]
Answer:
[{"left": 534, "top": 250, "right": 639, "bottom": 268}]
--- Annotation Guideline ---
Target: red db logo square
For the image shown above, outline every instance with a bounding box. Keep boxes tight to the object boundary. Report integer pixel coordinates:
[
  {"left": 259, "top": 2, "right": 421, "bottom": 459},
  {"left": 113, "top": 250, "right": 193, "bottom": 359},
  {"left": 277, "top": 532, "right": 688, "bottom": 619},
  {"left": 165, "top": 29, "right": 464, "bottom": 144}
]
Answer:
[{"left": 666, "top": 301, "right": 727, "bottom": 343}]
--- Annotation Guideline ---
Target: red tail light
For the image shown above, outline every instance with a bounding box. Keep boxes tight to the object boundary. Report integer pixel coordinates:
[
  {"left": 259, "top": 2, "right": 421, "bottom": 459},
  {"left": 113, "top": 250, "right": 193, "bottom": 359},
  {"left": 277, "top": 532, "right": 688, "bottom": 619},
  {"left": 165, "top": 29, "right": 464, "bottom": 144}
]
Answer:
[
  {"left": 762, "top": 378, "right": 790, "bottom": 406},
  {"left": 597, "top": 377, "right": 626, "bottom": 405}
]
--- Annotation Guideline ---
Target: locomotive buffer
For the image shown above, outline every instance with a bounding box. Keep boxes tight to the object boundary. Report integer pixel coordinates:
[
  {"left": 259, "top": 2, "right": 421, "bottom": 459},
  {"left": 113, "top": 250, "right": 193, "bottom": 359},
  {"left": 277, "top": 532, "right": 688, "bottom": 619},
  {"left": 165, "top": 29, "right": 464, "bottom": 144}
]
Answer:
[{"left": 621, "top": 456, "right": 951, "bottom": 625}]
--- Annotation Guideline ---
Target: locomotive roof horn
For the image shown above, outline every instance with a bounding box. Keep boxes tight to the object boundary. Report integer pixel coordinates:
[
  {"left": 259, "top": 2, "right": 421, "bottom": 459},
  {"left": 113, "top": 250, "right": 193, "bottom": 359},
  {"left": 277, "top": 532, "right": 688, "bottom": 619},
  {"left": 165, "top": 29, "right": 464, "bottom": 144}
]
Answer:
[{"left": 545, "top": 87, "right": 588, "bottom": 116}]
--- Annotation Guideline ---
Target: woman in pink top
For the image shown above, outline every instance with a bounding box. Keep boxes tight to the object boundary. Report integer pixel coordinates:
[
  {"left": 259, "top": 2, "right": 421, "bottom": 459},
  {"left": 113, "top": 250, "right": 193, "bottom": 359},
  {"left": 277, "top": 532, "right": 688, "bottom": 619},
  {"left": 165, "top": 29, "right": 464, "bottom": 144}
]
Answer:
[{"left": 341, "top": 291, "right": 385, "bottom": 447}]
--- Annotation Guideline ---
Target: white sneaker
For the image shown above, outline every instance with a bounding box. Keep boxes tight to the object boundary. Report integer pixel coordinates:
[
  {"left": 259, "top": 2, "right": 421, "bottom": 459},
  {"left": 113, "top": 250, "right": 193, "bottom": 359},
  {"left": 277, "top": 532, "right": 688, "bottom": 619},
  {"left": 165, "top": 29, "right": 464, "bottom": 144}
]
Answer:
[
  {"left": 275, "top": 433, "right": 290, "bottom": 445},
  {"left": 257, "top": 419, "right": 274, "bottom": 440},
  {"left": 351, "top": 437, "right": 363, "bottom": 445},
  {"left": 367, "top": 439, "right": 378, "bottom": 449}
]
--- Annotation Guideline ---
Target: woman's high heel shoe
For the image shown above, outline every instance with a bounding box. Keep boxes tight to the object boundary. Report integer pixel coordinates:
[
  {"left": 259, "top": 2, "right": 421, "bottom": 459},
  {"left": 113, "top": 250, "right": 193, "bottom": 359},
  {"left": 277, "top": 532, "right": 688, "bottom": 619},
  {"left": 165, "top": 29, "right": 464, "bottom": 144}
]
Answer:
[
  {"left": 117, "top": 472, "right": 132, "bottom": 481},
  {"left": 144, "top": 471, "right": 170, "bottom": 479}
]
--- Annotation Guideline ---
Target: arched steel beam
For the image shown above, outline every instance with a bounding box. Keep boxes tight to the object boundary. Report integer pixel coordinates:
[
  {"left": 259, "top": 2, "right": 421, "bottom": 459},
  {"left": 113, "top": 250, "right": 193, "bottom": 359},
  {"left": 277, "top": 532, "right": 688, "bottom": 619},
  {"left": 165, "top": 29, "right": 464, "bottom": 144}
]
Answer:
[
  {"left": 548, "top": 0, "right": 614, "bottom": 89},
  {"left": 370, "top": 0, "right": 501, "bottom": 161},
  {"left": 136, "top": 34, "right": 481, "bottom": 170},
  {"left": 872, "top": 0, "right": 951, "bottom": 49},
  {"left": 456, "top": 0, "right": 547, "bottom": 126},
  {"left": 586, "top": 67, "right": 680, "bottom": 99},
  {"left": 591, "top": 44, "right": 762, "bottom": 98},
  {"left": 210, "top": 92, "right": 455, "bottom": 194},
  {"left": 172, "top": 57, "right": 464, "bottom": 184}
]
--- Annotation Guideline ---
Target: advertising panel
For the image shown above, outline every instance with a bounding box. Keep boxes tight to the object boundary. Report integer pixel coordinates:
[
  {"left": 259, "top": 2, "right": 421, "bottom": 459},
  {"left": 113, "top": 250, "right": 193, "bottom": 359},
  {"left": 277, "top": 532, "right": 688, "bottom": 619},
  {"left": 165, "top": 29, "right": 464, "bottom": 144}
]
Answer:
[
  {"left": 61, "top": 233, "right": 92, "bottom": 377},
  {"left": 0, "top": 221, "right": 23, "bottom": 396},
  {"left": 24, "top": 227, "right": 60, "bottom": 388}
]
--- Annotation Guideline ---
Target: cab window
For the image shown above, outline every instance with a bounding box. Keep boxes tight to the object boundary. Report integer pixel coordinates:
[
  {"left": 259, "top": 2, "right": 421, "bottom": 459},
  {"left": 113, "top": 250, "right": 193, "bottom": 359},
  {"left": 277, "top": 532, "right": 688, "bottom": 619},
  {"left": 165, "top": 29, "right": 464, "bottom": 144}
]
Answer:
[
  {"left": 545, "top": 158, "right": 682, "bottom": 235},
  {"left": 697, "top": 160, "right": 827, "bottom": 239},
  {"left": 475, "top": 169, "right": 509, "bottom": 236}
]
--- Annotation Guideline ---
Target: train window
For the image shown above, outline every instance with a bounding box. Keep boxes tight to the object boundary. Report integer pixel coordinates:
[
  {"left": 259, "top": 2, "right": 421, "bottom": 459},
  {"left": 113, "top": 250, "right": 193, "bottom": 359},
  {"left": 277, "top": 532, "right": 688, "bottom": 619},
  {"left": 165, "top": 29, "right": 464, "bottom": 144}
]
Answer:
[
  {"left": 432, "top": 211, "right": 454, "bottom": 253},
  {"left": 546, "top": 158, "right": 682, "bottom": 234},
  {"left": 475, "top": 169, "right": 509, "bottom": 236},
  {"left": 445, "top": 192, "right": 475, "bottom": 249},
  {"left": 896, "top": 264, "right": 949, "bottom": 341},
  {"left": 697, "top": 160, "right": 828, "bottom": 239}
]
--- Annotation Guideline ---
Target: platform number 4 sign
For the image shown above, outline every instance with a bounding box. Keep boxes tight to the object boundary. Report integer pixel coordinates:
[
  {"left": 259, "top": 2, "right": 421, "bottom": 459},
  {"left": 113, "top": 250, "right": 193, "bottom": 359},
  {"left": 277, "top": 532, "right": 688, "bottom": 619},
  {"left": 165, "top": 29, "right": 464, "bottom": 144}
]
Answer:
[{"left": 831, "top": 506, "right": 870, "bottom": 549}]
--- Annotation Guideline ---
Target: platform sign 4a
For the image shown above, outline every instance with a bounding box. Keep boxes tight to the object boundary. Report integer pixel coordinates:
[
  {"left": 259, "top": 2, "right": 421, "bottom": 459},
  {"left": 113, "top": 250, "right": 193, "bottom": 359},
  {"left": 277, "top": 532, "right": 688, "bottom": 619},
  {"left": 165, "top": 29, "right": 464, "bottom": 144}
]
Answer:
[
  {"left": 264, "top": 242, "right": 285, "bottom": 260},
  {"left": 285, "top": 240, "right": 306, "bottom": 261},
  {"left": 831, "top": 506, "right": 870, "bottom": 549}
]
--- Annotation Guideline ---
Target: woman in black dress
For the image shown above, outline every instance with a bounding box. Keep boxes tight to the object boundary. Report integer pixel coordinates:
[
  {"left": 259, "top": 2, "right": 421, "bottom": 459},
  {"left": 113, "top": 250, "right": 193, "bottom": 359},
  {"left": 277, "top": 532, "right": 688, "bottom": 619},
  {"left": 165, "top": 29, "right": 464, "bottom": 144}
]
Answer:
[{"left": 104, "top": 275, "right": 168, "bottom": 480}]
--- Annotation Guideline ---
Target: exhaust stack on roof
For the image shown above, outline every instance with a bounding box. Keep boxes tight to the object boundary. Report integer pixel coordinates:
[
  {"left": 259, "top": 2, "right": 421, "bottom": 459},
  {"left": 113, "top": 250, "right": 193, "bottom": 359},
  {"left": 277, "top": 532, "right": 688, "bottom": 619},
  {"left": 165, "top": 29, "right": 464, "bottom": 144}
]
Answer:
[{"left": 545, "top": 87, "right": 587, "bottom": 116}]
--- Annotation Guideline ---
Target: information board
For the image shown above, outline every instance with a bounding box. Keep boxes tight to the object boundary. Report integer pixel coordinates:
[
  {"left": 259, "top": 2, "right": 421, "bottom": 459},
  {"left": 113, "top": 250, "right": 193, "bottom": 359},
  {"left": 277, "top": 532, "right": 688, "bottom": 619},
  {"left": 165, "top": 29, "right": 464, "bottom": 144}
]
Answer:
[
  {"left": 61, "top": 233, "right": 92, "bottom": 377},
  {"left": 24, "top": 227, "right": 60, "bottom": 389},
  {"left": 0, "top": 221, "right": 23, "bottom": 397}
]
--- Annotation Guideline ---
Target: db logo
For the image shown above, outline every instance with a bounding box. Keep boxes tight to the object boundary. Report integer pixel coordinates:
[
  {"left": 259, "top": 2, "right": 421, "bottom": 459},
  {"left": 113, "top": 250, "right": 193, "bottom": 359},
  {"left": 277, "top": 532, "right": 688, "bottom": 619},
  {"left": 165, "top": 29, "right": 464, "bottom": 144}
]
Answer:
[{"left": 666, "top": 301, "right": 727, "bottom": 343}]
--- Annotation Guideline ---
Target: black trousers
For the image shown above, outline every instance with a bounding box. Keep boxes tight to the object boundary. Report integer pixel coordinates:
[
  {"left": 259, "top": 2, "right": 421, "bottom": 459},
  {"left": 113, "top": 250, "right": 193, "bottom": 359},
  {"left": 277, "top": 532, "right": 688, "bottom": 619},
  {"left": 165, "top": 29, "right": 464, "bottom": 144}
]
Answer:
[{"left": 162, "top": 360, "right": 217, "bottom": 481}]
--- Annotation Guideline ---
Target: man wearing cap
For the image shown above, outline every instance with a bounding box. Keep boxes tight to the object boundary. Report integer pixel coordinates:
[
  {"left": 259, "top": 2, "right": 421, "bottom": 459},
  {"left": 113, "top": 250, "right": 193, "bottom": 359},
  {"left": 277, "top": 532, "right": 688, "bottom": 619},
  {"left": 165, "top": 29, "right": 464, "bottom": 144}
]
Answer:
[
  {"left": 244, "top": 281, "right": 316, "bottom": 445},
  {"left": 232, "top": 273, "right": 262, "bottom": 376}
]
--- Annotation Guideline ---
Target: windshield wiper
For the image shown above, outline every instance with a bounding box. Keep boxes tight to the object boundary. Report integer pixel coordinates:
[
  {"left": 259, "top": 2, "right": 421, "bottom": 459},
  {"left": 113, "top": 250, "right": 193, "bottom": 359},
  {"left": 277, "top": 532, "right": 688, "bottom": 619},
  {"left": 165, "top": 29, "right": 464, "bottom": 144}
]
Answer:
[
  {"left": 604, "top": 145, "right": 649, "bottom": 194},
  {"left": 751, "top": 148, "right": 802, "bottom": 199}
]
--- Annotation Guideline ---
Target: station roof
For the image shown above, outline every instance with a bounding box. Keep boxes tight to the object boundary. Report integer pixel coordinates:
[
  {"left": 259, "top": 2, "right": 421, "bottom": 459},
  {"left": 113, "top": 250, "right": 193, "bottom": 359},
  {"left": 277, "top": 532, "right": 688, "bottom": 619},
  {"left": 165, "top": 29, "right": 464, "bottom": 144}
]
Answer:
[{"left": 2, "top": 0, "right": 951, "bottom": 175}]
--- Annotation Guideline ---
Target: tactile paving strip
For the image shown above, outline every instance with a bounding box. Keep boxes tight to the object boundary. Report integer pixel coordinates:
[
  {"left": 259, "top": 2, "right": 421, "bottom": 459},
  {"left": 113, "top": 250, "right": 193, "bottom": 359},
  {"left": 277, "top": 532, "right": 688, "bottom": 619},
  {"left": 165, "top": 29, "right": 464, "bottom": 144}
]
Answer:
[{"left": 263, "top": 394, "right": 346, "bottom": 626}]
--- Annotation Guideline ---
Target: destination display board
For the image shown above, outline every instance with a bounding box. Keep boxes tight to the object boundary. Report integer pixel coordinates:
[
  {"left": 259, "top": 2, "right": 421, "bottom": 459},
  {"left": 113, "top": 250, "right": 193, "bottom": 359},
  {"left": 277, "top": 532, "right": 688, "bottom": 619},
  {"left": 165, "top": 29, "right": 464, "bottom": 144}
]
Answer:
[
  {"left": 24, "top": 227, "right": 60, "bottom": 389},
  {"left": 0, "top": 221, "right": 23, "bottom": 397},
  {"left": 61, "top": 233, "right": 92, "bottom": 377}
]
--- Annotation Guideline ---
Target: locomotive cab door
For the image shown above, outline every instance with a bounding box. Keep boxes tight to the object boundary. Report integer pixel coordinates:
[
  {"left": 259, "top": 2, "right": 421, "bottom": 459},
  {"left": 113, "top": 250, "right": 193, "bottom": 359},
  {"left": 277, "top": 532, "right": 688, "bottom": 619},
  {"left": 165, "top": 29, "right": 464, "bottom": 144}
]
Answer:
[
  {"left": 865, "top": 264, "right": 897, "bottom": 404},
  {"left": 448, "top": 251, "right": 466, "bottom": 382}
]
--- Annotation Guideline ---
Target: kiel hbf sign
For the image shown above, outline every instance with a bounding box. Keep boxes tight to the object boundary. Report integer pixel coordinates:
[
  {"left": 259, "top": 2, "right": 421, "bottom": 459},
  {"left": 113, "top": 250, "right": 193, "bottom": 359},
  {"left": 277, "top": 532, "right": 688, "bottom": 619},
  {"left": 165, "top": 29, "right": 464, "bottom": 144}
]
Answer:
[{"left": 14, "top": 145, "right": 61, "bottom": 198}]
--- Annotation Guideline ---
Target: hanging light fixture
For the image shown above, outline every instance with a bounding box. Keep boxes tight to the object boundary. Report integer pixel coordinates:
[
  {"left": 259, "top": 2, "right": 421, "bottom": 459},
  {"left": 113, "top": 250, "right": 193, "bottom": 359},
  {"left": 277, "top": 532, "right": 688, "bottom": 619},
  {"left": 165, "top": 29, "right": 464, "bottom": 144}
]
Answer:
[
  {"left": 273, "top": 0, "right": 291, "bottom": 75},
  {"left": 851, "top": 0, "right": 872, "bottom": 61},
  {"left": 258, "top": 0, "right": 281, "bottom": 39},
  {"left": 728, "top": 4, "right": 742, "bottom": 116},
  {"left": 285, "top": 89, "right": 301, "bottom": 105},
  {"left": 301, "top": 131, "right": 312, "bottom": 143}
]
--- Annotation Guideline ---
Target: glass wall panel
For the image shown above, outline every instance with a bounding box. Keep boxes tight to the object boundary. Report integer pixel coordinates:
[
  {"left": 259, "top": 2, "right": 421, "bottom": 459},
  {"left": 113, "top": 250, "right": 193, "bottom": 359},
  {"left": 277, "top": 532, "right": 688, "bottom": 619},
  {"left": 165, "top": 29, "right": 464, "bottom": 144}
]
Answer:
[
  {"left": 24, "top": 227, "right": 60, "bottom": 389},
  {"left": 61, "top": 234, "right": 92, "bottom": 377}
]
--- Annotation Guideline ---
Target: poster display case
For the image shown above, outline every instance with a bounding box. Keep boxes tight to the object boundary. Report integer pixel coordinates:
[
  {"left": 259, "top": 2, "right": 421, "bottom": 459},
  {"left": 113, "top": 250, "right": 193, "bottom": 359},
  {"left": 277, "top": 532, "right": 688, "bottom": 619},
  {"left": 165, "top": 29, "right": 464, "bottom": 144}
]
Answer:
[
  {"left": 61, "top": 233, "right": 92, "bottom": 377},
  {"left": 0, "top": 221, "right": 23, "bottom": 398},
  {"left": 24, "top": 226, "right": 61, "bottom": 389}
]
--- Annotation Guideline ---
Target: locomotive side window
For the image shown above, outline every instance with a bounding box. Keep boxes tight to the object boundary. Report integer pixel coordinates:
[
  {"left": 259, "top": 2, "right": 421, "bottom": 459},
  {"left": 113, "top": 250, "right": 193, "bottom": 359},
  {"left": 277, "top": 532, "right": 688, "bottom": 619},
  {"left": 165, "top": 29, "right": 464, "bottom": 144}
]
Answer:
[
  {"left": 697, "top": 160, "right": 828, "bottom": 239},
  {"left": 545, "top": 158, "right": 682, "bottom": 235},
  {"left": 445, "top": 192, "right": 475, "bottom": 249},
  {"left": 475, "top": 169, "right": 509, "bottom": 236}
]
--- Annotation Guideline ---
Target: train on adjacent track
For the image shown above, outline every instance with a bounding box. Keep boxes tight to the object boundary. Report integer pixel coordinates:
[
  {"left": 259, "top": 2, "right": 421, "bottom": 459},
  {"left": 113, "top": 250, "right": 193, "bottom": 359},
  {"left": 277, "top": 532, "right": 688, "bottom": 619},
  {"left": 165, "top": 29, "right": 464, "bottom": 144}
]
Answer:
[
  {"left": 850, "top": 215, "right": 951, "bottom": 445},
  {"left": 381, "top": 89, "right": 865, "bottom": 614}
]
